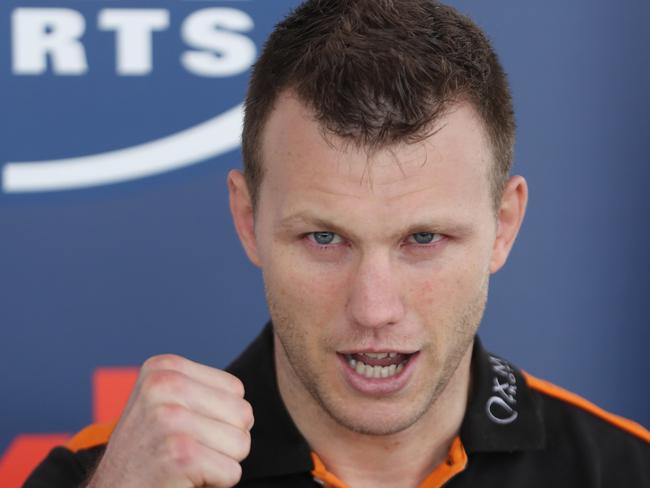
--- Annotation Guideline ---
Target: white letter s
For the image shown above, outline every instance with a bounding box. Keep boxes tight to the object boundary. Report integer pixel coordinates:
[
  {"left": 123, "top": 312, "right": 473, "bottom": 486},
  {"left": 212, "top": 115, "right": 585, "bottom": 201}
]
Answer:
[{"left": 181, "top": 8, "right": 256, "bottom": 77}]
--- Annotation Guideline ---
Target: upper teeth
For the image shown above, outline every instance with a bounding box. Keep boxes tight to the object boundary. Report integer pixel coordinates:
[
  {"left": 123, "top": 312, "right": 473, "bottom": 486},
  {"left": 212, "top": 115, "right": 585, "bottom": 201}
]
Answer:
[
  {"left": 347, "top": 356, "right": 405, "bottom": 379},
  {"left": 363, "top": 352, "right": 398, "bottom": 359}
]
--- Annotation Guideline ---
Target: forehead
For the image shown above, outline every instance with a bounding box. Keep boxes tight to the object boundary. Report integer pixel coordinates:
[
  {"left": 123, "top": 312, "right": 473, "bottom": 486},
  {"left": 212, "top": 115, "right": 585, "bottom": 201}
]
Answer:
[{"left": 257, "top": 93, "right": 493, "bottom": 228}]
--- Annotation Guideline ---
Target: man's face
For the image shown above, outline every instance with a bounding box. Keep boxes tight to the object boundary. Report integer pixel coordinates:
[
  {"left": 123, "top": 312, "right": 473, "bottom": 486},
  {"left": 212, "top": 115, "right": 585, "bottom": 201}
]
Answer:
[{"left": 241, "top": 93, "right": 505, "bottom": 435}]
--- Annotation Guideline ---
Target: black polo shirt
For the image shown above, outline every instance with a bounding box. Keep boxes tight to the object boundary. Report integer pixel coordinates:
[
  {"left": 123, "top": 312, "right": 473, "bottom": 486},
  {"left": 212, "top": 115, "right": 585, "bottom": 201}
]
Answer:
[{"left": 25, "top": 323, "right": 650, "bottom": 487}]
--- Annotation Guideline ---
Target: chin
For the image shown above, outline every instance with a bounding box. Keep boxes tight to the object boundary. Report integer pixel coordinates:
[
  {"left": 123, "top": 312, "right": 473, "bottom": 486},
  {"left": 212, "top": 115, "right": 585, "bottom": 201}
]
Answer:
[{"left": 319, "top": 393, "right": 431, "bottom": 436}]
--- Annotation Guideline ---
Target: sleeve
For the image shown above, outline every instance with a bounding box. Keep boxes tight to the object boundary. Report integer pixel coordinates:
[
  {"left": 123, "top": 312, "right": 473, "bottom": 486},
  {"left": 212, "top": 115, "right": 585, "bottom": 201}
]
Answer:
[{"left": 23, "top": 445, "right": 105, "bottom": 488}]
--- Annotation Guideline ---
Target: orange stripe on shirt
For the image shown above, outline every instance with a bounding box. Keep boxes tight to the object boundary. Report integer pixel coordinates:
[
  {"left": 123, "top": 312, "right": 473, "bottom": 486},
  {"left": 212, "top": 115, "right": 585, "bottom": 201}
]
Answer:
[
  {"left": 311, "top": 436, "right": 467, "bottom": 488},
  {"left": 523, "top": 372, "right": 650, "bottom": 443},
  {"left": 420, "top": 437, "right": 467, "bottom": 488},
  {"left": 311, "top": 452, "right": 348, "bottom": 488},
  {"left": 65, "top": 423, "right": 116, "bottom": 453}
]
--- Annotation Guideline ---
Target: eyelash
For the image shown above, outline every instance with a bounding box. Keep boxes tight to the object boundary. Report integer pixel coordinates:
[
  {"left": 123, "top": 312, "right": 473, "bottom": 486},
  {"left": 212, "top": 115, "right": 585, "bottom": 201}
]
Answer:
[
  {"left": 406, "top": 232, "right": 445, "bottom": 246},
  {"left": 305, "top": 232, "right": 345, "bottom": 249},
  {"left": 304, "top": 232, "right": 445, "bottom": 249}
]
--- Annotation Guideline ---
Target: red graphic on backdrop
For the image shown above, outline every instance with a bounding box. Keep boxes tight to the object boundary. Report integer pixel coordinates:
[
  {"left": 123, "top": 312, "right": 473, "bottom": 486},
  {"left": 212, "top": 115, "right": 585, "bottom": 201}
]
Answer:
[{"left": 0, "top": 367, "right": 138, "bottom": 488}]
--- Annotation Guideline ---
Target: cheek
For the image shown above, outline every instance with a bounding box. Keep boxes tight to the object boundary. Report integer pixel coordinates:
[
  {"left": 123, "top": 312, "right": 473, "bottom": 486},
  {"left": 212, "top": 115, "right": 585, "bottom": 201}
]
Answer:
[
  {"left": 263, "top": 246, "right": 350, "bottom": 320},
  {"left": 405, "top": 252, "right": 487, "bottom": 316}
]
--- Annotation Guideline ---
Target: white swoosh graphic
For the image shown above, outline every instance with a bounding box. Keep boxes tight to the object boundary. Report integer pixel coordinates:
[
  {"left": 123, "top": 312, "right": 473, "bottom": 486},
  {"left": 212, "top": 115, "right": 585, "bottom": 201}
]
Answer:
[{"left": 2, "top": 104, "right": 243, "bottom": 193}]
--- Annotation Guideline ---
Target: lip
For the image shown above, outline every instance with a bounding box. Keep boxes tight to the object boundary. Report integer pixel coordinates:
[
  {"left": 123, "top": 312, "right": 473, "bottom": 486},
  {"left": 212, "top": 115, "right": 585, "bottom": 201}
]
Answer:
[
  {"left": 338, "top": 348, "right": 418, "bottom": 355},
  {"left": 337, "top": 351, "right": 420, "bottom": 396}
]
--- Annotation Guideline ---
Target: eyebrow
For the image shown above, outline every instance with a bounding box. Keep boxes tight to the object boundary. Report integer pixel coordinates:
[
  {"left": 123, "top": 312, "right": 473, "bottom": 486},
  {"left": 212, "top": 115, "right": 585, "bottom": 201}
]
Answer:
[
  {"left": 278, "top": 213, "right": 350, "bottom": 237},
  {"left": 277, "top": 211, "right": 474, "bottom": 240}
]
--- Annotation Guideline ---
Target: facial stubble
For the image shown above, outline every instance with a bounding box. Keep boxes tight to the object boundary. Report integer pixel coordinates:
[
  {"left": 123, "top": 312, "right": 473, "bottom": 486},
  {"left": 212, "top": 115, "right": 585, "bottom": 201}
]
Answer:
[{"left": 266, "top": 271, "right": 489, "bottom": 437}]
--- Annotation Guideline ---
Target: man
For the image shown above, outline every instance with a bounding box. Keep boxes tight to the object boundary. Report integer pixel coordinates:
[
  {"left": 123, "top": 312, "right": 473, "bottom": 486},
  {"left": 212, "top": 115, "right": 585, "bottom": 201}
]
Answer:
[{"left": 25, "top": 1, "right": 649, "bottom": 487}]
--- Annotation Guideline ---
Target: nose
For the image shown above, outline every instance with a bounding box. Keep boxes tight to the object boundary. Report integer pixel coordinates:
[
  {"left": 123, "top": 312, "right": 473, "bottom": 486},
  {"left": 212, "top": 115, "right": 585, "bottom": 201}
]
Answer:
[{"left": 346, "top": 250, "right": 406, "bottom": 330}]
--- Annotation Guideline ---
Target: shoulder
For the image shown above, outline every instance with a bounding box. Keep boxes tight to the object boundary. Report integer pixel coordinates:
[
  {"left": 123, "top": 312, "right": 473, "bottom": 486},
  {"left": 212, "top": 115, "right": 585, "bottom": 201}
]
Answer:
[
  {"left": 524, "top": 372, "right": 649, "bottom": 444},
  {"left": 524, "top": 372, "right": 649, "bottom": 484},
  {"left": 462, "top": 339, "right": 649, "bottom": 486},
  {"left": 23, "top": 424, "right": 113, "bottom": 488}
]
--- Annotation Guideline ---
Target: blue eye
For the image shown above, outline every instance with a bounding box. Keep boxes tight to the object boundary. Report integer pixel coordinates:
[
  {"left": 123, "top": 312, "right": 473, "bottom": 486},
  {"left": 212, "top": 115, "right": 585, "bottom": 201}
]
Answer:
[
  {"left": 311, "top": 232, "right": 339, "bottom": 245},
  {"left": 411, "top": 232, "right": 440, "bottom": 244}
]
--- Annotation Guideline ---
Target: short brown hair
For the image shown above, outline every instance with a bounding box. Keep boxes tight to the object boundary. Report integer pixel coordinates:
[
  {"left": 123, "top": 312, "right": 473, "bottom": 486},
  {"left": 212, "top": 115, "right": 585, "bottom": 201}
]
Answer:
[{"left": 242, "top": 0, "right": 515, "bottom": 211}]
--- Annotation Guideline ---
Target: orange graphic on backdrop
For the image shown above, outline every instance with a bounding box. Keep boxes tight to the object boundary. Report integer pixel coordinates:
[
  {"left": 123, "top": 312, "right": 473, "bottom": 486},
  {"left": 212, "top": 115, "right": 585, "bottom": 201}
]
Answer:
[{"left": 0, "top": 368, "right": 138, "bottom": 488}]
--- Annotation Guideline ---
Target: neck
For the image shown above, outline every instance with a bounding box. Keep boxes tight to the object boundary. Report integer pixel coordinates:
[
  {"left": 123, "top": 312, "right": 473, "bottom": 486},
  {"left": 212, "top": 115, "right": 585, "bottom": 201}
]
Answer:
[{"left": 275, "top": 338, "right": 474, "bottom": 488}]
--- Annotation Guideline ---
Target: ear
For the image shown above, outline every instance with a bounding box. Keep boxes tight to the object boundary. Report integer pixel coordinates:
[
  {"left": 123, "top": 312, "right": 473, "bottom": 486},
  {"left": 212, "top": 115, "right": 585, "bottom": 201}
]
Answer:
[
  {"left": 227, "top": 169, "right": 261, "bottom": 267},
  {"left": 489, "top": 175, "right": 528, "bottom": 273}
]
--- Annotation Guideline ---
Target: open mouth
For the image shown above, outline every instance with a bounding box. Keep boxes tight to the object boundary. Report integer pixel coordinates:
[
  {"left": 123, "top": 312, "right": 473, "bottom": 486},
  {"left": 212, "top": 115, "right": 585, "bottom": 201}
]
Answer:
[{"left": 343, "top": 352, "right": 415, "bottom": 379}]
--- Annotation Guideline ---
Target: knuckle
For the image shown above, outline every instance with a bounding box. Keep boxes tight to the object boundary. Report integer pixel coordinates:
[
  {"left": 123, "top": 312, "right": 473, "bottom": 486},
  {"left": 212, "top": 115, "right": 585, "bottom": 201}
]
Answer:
[
  {"left": 151, "top": 403, "right": 188, "bottom": 429},
  {"left": 222, "top": 458, "right": 243, "bottom": 486},
  {"left": 228, "top": 375, "right": 245, "bottom": 397},
  {"left": 163, "top": 433, "right": 196, "bottom": 471},
  {"left": 232, "top": 429, "right": 251, "bottom": 461},
  {"left": 141, "top": 369, "right": 185, "bottom": 399},
  {"left": 142, "top": 354, "right": 183, "bottom": 373},
  {"left": 238, "top": 401, "right": 254, "bottom": 430}
]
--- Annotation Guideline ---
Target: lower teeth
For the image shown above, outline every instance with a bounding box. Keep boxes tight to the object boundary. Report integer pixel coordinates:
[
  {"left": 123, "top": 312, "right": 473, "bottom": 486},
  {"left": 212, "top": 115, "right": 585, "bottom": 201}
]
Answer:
[{"left": 347, "top": 358, "right": 406, "bottom": 379}]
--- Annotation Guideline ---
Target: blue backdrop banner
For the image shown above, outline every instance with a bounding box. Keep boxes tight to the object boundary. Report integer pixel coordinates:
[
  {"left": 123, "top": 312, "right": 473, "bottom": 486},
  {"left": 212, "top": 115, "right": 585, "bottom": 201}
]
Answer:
[{"left": 1, "top": 0, "right": 648, "bottom": 483}]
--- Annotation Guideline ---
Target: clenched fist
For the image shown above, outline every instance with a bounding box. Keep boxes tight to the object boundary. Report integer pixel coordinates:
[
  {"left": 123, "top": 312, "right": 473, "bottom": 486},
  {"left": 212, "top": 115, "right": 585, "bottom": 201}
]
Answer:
[{"left": 87, "top": 354, "right": 254, "bottom": 488}]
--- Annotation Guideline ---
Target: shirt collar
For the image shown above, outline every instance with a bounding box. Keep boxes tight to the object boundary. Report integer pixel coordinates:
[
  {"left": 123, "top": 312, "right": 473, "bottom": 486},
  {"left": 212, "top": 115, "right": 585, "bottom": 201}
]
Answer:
[
  {"left": 227, "top": 322, "right": 313, "bottom": 482},
  {"left": 460, "top": 336, "right": 546, "bottom": 453},
  {"left": 227, "top": 323, "right": 546, "bottom": 482}
]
